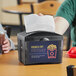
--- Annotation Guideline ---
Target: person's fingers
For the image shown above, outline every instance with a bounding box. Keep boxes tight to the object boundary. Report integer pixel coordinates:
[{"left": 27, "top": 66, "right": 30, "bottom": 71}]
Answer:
[
  {"left": 2, "top": 39, "right": 10, "bottom": 49},
  {"left": 2, "top": 43, "right": 9, "bottom": 48},
  {"left": 4, "top": 50, "right": 10, "bottom": 53},
  {"left": 2, "top": 39, "right": 11, "bottom": 53},
  {"left": 38, "top": 13, "right": 44, "bottom": 16},
  {"left": 3, "top": 39, "right": 8, "bottom": 44},
  {"left": 2, "top": 47, "right": 10, "bottom": 51}
]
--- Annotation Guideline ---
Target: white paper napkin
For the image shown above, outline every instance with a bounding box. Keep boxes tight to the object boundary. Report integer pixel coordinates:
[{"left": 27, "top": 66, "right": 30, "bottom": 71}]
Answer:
[{"left": 24, "top": 14, "right": 55, "bottom": 33}]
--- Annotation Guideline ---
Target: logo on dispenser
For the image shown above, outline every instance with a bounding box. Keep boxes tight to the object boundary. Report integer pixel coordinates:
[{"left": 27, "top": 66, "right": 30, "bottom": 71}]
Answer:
[{"left": 47, "top": 44, "right": 57, "bottom": 59}]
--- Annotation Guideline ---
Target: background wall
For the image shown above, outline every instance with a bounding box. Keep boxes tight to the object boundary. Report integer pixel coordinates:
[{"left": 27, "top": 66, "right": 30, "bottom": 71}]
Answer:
[
  {"left": 0, "top": 0, "right": 64, "bottom": 25},
  {"left": 1, "top": 0, "right": 19, "bottom": 25}
]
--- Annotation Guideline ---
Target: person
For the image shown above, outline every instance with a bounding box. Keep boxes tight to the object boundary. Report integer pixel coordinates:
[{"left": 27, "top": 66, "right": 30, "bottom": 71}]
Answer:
[
  {"left": 0, "top": 24, "right": 15, "bottom": 53},
  {"left": 55, "top": 0, "right": 76, "bottom": 47},
  {"left": 39, "top": 0, "right": 76, "bottom": 47}
]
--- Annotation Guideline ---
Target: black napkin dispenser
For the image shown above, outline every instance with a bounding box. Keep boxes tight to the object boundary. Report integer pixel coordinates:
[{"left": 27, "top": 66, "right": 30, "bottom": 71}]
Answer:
[{"left": 17, "top": 31, "right": 63, "bottom": 65}]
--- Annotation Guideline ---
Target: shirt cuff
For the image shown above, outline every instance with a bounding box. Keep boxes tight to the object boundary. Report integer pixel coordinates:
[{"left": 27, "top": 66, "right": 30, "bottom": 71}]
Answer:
[{"left": 8, "top": 38, "right": 15, "bottom": 50}]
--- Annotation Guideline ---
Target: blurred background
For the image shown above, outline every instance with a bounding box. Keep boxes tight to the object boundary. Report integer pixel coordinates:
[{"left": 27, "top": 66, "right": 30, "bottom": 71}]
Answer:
[
  {"left": 0, "top": 0, "right": 64, "bottom": 25},
  {"left": 0, "top": 0, "right": 71, "bottom": 50}
]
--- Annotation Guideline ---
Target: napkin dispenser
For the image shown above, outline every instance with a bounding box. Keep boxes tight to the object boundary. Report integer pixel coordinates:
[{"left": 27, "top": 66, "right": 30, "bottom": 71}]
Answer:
[{"left": 17, "top": 31, "right": 63, "bottom": 65}]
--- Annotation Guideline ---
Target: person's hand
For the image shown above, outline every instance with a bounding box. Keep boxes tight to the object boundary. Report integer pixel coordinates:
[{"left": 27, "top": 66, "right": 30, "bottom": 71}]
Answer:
[
  {"left": 2, "top": 39, "right": 11, "bottom": 53},
  {"left": 38, "top": 13, "right": 44, "bottom": 16}
]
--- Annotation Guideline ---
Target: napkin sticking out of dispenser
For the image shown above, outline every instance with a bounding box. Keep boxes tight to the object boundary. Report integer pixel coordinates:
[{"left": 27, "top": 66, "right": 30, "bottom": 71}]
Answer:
[{"left": 24, "top": 14, "right": 55, "bottom": 33}]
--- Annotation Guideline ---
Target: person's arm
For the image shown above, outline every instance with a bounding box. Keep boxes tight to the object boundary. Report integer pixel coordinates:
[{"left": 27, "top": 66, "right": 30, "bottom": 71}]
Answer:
[
  {"left": 0, "top": 24, "right": 15, "bottom": 53},
  {"left": 54, "top": 17, "right": 69, "bottom": 35},
  {"left": 55, "top": 0, "right": 75, "bottom": 35},
  {"left": 38, "top": 13, "right": 69, "bottom": 35},
  {"left": 4, "top": 32, "right": 15, "bottom": 50}
]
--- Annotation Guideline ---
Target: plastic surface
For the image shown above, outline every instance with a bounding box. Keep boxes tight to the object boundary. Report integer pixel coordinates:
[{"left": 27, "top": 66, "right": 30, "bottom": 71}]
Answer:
[{"left": 67, "top": 47, "right": 76, "bottom": 58}]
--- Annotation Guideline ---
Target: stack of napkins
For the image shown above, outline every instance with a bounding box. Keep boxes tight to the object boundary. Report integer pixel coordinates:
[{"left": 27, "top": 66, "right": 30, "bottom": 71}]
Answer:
[{"left": 24, "top": 14, "right": 55, "bottom": 33}]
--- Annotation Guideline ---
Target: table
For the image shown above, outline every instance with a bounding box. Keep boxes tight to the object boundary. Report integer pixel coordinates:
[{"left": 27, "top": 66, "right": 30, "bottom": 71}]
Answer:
[
  {"left": 2, "top": 4, "right": 33, "bottom": 31},
  {"left": 0, "top": 51, "right": 76, "bottom": 76},
  {"left": 2, "top": 4, "right": 32, "bottom": 14}
]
